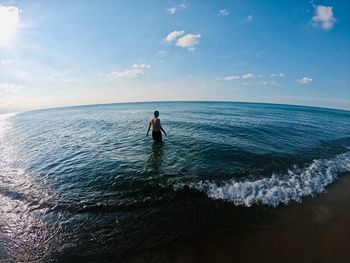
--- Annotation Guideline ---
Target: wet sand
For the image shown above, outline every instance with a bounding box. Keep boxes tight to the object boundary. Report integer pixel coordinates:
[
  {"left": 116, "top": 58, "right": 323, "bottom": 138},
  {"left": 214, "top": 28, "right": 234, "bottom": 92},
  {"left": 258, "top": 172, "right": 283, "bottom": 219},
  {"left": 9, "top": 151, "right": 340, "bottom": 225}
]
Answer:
[{"left": 127, "top": 172, "right": 350, "bottom": 263}]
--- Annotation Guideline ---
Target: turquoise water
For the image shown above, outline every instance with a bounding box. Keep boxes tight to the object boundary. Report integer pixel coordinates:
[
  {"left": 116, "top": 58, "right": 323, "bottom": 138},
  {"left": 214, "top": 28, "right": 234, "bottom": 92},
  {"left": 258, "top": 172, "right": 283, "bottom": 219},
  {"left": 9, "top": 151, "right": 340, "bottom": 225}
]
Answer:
[{"left": 0, "top": 102, "right": 349, "bottom": 261}]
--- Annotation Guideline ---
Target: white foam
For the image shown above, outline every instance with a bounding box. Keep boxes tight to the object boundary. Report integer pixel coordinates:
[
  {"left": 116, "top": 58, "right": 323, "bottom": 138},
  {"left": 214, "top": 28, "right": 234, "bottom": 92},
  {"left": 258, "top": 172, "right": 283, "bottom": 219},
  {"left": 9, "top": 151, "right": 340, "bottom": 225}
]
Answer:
[{"left": 185, "top": 151, "right": 350, "bottom": 207}]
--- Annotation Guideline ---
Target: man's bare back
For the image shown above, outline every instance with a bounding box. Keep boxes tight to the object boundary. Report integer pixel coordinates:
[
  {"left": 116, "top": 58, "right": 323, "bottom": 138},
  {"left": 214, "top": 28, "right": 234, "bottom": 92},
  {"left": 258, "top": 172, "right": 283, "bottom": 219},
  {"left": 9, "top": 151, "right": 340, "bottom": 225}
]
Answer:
[
  {"left": 146, "top": 111, "right": 166, "bottom": 142},
  {"left": 150, "top": 117, "right": 161, "bottom": 132}
]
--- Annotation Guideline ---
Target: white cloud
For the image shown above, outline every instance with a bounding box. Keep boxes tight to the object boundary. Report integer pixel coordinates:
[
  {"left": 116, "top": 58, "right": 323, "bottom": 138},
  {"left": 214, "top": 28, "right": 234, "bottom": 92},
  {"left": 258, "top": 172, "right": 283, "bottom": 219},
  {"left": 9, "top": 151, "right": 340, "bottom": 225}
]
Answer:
[
  {"left": 219, "top": 76, "right": 240, "bottom": 81},
  {"left": 296, "top": 76, "right": 313, "bottom": 84},
  {"left": 270, "top": 73, "right": 285, "bottom": 77},
  {"left": 176, "top": 34, "right": 201, "bottom": 50},
  {"left": 256, "top": 74, "right": 263, "bottom": 78},
  {"left": 110, "top": 69, "right": 143, "bottom": 79},
  {"left": 165, "top": 30, "right": 185, "bottom": 44},
  {"left": 109, "top": 64, "right": 151, "bottom": 79},
  {"left": 132, "top": 64, "right": 151, "bottom": 69},
  {"left": 166, "top": 4, "right": 186, "bottom": 14},
  {"left": 165, "top": 31, "right": 202, "bottom": 51},
  {"left": 242, "top": 73, "right": 254, "bottom": 79},
  {"left": 312, "top": 5, "right": 336, "bottom": 30},
  {"left": 218, "top": 9, "right": 229, "bottom": 16},
  {"left": 0, "top": 83, "right": 22, "bottom": 93},
  {"left": 218, "top": 73, "right": 257, "bottom": 81},
  {"left": 167, "top": 7, "right": 177, "bottom": 14}
]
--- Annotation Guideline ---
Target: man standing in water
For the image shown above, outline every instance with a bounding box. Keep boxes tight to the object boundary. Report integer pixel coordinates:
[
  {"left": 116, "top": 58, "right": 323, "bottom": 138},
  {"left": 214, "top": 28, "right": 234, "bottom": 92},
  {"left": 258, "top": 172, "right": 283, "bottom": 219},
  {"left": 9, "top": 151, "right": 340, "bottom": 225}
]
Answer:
[{"left": 146, "top": 111, "right": 166, "bottom": 142}]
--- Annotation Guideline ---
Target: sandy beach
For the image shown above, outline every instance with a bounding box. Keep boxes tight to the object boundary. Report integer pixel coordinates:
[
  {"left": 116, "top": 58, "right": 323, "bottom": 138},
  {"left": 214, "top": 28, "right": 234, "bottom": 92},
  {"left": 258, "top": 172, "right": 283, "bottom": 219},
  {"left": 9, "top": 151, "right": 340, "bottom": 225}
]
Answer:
[{"left": 127, "top": 172, "right": 350, "bottom": 263}]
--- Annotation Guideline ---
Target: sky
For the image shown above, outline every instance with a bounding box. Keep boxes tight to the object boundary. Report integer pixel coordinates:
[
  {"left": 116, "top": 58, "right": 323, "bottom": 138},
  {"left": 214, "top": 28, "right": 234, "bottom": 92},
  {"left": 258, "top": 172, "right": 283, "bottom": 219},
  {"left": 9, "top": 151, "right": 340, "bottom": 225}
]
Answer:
[{"left": 0, "top": 0, "right": 349, "bottom": 113}]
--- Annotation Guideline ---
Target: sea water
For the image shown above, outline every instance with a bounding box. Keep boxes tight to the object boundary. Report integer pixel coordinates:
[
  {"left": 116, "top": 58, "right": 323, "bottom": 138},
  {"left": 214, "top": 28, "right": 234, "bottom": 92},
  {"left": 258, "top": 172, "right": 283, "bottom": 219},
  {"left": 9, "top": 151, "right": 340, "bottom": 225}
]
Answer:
[{"left": 0, "top": 102, "right": 349, "bottom": 261}]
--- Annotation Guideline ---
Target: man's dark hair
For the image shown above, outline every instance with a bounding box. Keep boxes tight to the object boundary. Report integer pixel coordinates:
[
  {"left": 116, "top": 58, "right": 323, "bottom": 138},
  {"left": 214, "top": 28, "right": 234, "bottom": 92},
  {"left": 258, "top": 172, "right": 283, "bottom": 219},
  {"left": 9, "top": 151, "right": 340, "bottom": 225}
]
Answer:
[{"left": 154, "top": 111, "right": 159, "bottom": 116}]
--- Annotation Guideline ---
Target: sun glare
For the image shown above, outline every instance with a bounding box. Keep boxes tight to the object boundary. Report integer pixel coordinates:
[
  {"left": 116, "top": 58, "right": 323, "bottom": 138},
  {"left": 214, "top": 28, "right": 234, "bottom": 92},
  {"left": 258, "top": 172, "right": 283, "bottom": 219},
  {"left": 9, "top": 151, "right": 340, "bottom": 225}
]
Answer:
[{"left": 0, "top": 5, "right": 20, "bottom": 47}]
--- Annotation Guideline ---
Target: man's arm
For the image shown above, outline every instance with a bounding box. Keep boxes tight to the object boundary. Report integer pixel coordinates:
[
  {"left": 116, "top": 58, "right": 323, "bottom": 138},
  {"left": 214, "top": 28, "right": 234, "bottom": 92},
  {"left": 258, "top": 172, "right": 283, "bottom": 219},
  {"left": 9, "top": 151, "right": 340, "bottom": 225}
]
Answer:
[
  {"left": 159, "top": 119, "right": 166, "bottom": 136},
  {"left": 146, "top": 121, "right": 151, "bottom": 136}
]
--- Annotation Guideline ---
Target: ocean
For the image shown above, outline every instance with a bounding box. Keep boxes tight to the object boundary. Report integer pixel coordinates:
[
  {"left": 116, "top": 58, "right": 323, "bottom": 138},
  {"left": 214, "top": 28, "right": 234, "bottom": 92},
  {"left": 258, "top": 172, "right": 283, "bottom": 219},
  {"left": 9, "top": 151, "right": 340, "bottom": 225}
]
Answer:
[{"left": 0, "top": 101, "right": 349, "bottom": 262}]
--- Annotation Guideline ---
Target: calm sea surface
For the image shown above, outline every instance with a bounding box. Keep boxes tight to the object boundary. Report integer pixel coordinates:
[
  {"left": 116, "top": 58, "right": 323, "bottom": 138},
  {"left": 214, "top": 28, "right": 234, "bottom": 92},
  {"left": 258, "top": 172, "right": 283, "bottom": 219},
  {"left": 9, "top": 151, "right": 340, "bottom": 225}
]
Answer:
[{"left": 1, "top": 102, "right": 350, "bottom": 261}]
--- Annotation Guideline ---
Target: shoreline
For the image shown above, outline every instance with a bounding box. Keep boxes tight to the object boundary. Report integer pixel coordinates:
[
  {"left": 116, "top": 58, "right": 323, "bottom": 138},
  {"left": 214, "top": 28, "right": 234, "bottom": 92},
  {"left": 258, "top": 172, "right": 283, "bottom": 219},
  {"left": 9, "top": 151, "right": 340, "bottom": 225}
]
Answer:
[{"left": 127, "top": 172, "right": 350, "bottom": 263}]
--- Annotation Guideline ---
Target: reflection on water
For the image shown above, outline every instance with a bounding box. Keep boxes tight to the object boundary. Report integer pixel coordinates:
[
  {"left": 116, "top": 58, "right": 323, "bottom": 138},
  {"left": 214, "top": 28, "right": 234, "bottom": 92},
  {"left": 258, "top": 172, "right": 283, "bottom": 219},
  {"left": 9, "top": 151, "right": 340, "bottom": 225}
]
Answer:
[
  {"left": 0, "top": 113, "right": 59, "bottom": 262},
  {"left": 145, "top": 142, "right": 164, "bottom": 172}
]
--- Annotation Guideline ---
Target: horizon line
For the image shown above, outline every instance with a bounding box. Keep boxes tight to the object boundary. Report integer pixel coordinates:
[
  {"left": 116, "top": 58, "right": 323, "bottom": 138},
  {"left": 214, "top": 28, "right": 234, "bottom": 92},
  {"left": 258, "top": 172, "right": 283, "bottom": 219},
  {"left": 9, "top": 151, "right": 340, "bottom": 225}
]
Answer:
[{"left": 11, "top": 100, "right": 350, "bottom": 114}]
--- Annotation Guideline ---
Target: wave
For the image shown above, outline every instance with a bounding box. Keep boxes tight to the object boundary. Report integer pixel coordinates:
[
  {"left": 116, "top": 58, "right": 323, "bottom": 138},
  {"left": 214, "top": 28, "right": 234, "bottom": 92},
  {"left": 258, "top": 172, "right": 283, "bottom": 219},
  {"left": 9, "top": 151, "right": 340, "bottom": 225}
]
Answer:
[{"left": 175, "top": 150, "right": 350, "bottom": 207}]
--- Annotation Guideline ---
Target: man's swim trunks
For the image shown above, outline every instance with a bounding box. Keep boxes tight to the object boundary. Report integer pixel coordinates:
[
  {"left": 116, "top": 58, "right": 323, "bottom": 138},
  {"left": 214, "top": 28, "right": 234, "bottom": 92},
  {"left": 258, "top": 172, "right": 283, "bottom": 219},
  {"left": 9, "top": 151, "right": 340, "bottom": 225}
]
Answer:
[{"left": 152, "top": 130, "right": 162, "bottom": 142}]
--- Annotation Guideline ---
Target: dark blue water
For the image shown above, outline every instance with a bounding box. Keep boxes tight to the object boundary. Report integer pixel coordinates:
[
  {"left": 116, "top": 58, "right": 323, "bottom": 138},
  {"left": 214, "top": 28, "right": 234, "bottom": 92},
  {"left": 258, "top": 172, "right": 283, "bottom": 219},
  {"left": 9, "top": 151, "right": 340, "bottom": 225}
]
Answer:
[{"left": 1, "top": 102, "right": 350, "bottom": 262}]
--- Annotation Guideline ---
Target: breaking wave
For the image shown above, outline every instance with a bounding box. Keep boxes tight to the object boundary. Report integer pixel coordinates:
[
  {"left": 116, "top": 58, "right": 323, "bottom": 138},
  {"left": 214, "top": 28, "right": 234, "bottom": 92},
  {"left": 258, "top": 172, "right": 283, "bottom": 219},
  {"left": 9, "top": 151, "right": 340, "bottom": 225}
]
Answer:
[{"left": 183, "top": 151, "right": 350, "bottom": 207}]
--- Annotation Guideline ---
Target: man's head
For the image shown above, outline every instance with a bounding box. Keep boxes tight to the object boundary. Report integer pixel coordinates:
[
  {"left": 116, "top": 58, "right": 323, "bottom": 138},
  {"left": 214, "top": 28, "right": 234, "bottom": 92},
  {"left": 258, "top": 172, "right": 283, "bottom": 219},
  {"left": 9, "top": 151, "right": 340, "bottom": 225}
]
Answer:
[{"left": 154, "top": 111, "right": 159, "bottom": 117}]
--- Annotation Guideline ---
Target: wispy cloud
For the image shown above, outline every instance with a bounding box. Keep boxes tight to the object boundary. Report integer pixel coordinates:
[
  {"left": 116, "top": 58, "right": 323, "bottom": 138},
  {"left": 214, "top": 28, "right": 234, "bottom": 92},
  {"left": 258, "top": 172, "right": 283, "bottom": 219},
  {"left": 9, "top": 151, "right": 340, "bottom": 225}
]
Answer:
[
  {"left": 0, "top": 83, "right": 23, "bottom": 93},
  {"left": 270, "top": 73, "right": 285, "bottom": 77},
  {"left": 0, "top": 5, "right": 21, "bottom": 46},
  {"left": 63, "top": 77, "right": 73, "bottom": 82},
  {"left": 218, "top": 73, "right": 255, "bottom": 81},
  {"left": 109, "top": 64, "right": 151, "bottom": 79},
  {"left": 157, "top": 50, "right": 166, "bottom": 56},
  {"left": 270, "top": 80, "right": 278, "bottom": 86},
  {"left": 259, "top": 80, "right": 279, "bottom": 86},
  {"left": 219, "top": 72, "right": 287, "bottom": 81},
  {"left": 312, "top": 5, "right": 336, "bottom": 30},
  {"left": 296, "top": 76, "right": 313, "bottom": 84},
  {"left": 175, "top": 34, "right": 201, "bottom": 50},
  {"left": 242, "top": 73, "right": 254, "bottom": 79},
  {"left": 217, "top": 75, "right": 240, "bottom": 81},
  {"left": 218, "top": 9, "right": 229, "bottom": 16},
  {"left": 110, "top": 68, "right": 143, "bottom": 79},
  {"left": 0, "top": 59, "right": 13, "bottom": 65},
  {"left": 244, "top": 15, "right": 253, "bottom": 22},
  {"left": 165, "top": 30, "right": 185, "bottom": 44},
  {"left": 132, "top": 64, "right": 151, "bottom": 69},
  {"left": 166, "top": 4, "right": 186, "bottom": 14}
]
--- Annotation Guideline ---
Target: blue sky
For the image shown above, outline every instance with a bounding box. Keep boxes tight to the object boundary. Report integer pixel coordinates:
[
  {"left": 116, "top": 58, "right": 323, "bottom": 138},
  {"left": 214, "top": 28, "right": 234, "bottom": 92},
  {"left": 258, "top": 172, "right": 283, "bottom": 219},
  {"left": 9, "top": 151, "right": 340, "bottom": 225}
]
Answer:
[{"left": 0, "top": 0, "right": 349, "bottom": 112}]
